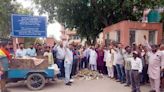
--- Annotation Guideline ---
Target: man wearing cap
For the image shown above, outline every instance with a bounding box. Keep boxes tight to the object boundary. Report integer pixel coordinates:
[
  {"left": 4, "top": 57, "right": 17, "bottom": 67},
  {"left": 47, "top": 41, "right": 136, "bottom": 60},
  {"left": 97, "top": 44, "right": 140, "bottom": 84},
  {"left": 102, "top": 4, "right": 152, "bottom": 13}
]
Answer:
[
  {"left": 130, "top": 51, "right": 143, "bottom": 92},
  {"left": 143, "top": 36, "right": 164, "bottom": 92}
]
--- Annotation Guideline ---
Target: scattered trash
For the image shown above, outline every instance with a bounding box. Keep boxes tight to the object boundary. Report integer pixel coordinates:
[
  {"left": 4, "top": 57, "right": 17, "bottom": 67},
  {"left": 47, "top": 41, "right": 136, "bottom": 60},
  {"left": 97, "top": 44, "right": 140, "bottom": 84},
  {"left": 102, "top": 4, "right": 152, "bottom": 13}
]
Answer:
[{"left": 74, "top": 69, "right": 104, "bottom": 80}]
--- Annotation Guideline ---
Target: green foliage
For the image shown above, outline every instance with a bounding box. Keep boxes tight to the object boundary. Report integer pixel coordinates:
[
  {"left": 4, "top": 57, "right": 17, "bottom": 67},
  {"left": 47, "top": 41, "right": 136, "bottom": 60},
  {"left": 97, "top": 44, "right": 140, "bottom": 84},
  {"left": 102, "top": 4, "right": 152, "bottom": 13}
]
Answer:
[
  {"left": 0, "top": 0, "right": 33, "bottom": 38},
  {"left": 34, "top": 0, "right": 161, "bottom": 43}
]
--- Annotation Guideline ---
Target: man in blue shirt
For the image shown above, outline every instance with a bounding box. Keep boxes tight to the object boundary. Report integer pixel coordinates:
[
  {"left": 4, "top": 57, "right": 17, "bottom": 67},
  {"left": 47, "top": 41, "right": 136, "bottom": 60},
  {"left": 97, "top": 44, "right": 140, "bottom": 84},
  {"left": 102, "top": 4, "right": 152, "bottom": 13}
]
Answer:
[{"left": 26, "top": 44, "right": 37, "bottom": 57}]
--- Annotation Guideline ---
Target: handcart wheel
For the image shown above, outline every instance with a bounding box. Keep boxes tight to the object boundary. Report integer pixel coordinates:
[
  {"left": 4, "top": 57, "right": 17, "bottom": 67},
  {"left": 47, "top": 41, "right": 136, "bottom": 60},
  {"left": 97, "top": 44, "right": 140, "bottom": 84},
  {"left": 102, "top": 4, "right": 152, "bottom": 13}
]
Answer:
[{"left": 26, "top": 73, "right": 45, "bottom": 90}]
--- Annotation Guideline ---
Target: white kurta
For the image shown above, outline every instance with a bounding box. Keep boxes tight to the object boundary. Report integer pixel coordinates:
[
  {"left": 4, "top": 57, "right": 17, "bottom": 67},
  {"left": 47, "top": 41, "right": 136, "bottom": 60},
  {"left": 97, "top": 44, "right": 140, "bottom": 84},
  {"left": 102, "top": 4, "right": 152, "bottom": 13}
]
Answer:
[
  {"left": 147, "top": 51, "right": 163, "bottom": 79},
  {"left": 89, "top": 49, "right": 97, "bottom": 65},
  {"left": 143, "top": 39, "right": 164, "bottom": 79},
  {"left": 105, "top": 50, "right": 113, "bottom": 68}
]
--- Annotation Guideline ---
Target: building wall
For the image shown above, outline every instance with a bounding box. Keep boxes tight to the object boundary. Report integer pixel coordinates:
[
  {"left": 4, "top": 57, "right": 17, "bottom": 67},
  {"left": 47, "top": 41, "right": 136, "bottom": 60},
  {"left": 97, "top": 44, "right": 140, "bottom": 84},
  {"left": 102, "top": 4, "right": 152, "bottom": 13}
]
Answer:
[
  {"left": 61, "top": 29, "right": 84, "bottom": 45},
  {"left": 103, "top": 20, "right": 163, "bottom": 46}
]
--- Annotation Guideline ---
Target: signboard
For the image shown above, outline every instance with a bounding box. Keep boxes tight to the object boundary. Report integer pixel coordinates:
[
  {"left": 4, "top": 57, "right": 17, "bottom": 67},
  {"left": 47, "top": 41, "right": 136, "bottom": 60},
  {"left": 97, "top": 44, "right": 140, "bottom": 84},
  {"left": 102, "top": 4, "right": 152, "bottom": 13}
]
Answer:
[{"left": 11, "top": 14, "right": 47, "bottom": 37}]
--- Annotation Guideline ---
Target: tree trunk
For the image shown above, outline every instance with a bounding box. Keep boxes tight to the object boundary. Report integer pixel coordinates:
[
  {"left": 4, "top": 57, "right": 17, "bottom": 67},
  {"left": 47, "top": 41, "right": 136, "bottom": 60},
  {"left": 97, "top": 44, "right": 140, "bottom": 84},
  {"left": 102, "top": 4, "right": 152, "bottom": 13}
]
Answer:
[{"left": 86, "top": 37, "right": 91, "bottom": 45}]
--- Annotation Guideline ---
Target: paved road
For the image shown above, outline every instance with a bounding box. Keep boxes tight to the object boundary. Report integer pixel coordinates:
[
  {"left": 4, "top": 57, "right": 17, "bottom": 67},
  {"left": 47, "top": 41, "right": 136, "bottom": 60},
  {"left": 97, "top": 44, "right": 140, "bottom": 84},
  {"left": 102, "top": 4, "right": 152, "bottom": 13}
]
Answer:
[{"left": 7, "top": 77, "right": 150, "bottom": 92}]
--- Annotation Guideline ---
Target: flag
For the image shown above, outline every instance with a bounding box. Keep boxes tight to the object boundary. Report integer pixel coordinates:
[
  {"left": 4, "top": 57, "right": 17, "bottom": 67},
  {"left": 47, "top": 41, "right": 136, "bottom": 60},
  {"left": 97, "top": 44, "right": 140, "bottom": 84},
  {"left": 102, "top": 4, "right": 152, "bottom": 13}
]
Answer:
[{"left": 0, "top": 48, "right": 11, "bottom": 60}]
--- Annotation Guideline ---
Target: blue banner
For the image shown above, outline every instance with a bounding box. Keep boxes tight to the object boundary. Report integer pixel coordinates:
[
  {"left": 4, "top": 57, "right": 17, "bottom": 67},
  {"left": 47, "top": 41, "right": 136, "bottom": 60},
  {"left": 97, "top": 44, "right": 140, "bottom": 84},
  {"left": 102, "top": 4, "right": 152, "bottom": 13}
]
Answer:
[{"left": 11, "top": 14, "right": 47, "bottom": 37}]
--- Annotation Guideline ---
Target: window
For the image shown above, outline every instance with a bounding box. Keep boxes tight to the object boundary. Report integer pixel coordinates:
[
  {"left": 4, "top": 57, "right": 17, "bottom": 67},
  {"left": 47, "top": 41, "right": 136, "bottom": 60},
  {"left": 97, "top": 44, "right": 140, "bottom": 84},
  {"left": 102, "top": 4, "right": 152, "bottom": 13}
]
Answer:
[
  {"left": 105, "top": 33, "right": 110, "bottom": 46},
  {"left": 129, "top": 30, "right": 136, "bottom": 45},
  {"left": 116, "top": 31, "right": 120, "bottom": 42},
  {"left": 149, "top": 31, "right": 156, "bottom": 44}
]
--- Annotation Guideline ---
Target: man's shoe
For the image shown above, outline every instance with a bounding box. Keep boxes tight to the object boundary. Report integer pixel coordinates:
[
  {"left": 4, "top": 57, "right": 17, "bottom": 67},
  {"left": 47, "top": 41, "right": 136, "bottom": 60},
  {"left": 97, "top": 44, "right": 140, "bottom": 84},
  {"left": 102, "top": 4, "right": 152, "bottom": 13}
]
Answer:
[
  {"left": 116, "top": 80, "right": 121, "bottom": 82},
  {"left": 124, "top": 84, "right": 130, "bottom": 87},
  {"left": 70, "top": 79, "right": 74, "bottom": 82},
  {"left": 69, "top": 81, "right": 73, "bottom": 84},
  {"left": 65, "top": 82, "right": 71, "bottom": 86},
  {"left": 120, "top": 82, "right": 125, "bottom": 84},
  {"left": 149, "top": 90, "right": 155, "bottom": 92},
  {"left": 120, "top": 81, "right": 125, "bottom": 84}
]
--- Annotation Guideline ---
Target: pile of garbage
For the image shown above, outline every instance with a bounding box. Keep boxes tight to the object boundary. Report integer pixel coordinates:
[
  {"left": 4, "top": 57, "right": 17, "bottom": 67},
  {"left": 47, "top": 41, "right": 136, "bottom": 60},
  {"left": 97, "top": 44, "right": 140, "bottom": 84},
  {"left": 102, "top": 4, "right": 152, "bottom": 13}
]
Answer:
[
  {"left": 10, "top": 56, "right": 48, "bottom": 69},
  {"left": 74, "top": 69, "right": 104, "bottom": 80}
]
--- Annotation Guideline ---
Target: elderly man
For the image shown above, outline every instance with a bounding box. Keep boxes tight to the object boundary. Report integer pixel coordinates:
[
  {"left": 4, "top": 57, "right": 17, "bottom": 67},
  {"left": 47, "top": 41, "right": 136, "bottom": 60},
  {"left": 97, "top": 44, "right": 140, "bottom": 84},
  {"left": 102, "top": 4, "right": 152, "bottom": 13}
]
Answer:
[{"left": 143, "top": 36, "right": 164, "bottom": 92}]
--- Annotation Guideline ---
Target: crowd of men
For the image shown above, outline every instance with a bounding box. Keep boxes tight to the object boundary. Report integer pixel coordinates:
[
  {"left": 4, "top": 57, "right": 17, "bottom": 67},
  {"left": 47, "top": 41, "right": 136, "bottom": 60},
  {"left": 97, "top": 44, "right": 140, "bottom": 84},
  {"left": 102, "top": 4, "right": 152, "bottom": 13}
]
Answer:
[
  {"left": 52, "top": 36, "right": 164, "bottom": 92},
  {"left": 0, "top": 35, "right": 164, "bottom": 92}
]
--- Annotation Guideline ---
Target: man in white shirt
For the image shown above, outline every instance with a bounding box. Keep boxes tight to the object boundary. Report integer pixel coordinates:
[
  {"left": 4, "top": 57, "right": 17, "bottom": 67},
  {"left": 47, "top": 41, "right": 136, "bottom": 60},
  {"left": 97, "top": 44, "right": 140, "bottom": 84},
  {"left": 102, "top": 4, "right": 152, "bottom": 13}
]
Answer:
[
  {"left": 64, "top": 44, "right": 73, "bottom": 86},
  {"left": 16, "top": 43, "right": 27, "bottom": 58},
  {"left": 56, "top": 43, "right": 65, "bottom": 78},
  {"left": 130, "top": 51, "right": 143, "bottom": 92}
]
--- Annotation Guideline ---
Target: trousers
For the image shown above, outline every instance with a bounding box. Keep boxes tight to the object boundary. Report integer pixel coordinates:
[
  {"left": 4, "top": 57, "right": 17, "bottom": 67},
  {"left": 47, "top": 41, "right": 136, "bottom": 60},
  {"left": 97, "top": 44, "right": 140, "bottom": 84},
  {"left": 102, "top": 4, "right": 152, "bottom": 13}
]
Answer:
[
  {"left": 107, "top": 66, "right": 114, "bottom": 78},
  {"left": 116, "top": 64, "right": 125, "bottom": 82},
  {"left": 64, "top": 62, "right": 72, "bottom": 83},
  {"left": 125, "top": 69, "right": 131, "bottom": 85},
  {"left": 149, "top": 78, "right": 160, "bottom": 92},
  {"left": 131, "top": 70, "right": 141, "bottom": 92},
  {"left": 56, "top": 59, "right": 65, "bottom": 78},
  {"left": 90, "top": 64, "right": 97, "bottom": 71}
]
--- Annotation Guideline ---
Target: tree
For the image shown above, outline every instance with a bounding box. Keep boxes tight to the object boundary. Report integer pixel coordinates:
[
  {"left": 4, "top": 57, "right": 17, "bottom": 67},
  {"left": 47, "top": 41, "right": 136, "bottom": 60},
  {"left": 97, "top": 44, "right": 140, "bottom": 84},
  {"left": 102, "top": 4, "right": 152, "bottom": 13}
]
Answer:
[
  {"left": 34, "top": 0, "right": 161, "bottom": 44},
  {"left": 0, "top": 0, "right": 33, "bottom": 38}
]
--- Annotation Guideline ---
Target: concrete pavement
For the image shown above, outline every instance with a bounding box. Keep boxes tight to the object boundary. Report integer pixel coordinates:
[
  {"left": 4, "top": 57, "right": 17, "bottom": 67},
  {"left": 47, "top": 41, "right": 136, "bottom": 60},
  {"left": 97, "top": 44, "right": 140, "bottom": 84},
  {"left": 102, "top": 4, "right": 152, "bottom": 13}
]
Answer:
[{"left": 7, "top": 77, "right": 150, "bottom": 92}]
